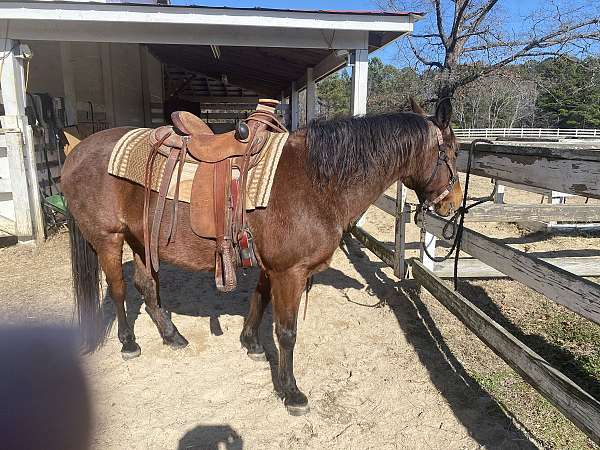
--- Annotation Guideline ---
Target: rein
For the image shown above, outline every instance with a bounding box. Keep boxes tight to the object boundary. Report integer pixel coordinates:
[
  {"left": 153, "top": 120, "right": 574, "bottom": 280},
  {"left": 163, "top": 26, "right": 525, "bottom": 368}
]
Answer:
[{"left": 419, "top": 139, "right": 494, "bottom": 290}]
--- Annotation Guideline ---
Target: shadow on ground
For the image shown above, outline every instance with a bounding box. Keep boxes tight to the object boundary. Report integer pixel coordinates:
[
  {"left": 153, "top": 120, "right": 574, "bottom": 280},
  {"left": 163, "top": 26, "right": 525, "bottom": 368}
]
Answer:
[
  {"left": 178, "top": 424, "right": 242, "bottom": 450},
  {"left": 98, "top": 261, "right": 362, "bottom": 399},
  {"left": 341, "top": 235, "right": 537, "bottom": 449}
]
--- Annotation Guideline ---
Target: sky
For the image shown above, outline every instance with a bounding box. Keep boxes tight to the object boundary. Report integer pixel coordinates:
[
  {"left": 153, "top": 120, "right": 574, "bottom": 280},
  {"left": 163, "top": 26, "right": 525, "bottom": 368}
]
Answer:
[{"left": 169, "top": 0, "right": 553, "bottom": 65}]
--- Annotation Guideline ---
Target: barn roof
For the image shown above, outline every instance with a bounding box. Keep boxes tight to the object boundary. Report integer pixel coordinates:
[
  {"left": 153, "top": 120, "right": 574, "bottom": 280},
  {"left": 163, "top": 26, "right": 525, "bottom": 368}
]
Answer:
[{"left": 0, "top": 1, "right": 422, "bottom": 96}]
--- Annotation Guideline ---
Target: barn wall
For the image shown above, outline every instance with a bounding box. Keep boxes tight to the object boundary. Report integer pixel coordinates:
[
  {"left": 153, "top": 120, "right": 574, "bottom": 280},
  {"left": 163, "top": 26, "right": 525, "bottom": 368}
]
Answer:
[{"left": 22, "top": 41, "right": 159, "bottom": 128}]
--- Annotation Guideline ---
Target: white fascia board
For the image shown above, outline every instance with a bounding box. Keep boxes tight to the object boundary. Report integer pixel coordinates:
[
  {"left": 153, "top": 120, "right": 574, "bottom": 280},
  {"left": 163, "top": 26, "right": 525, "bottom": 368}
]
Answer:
[
  {"left": 0, "top": 2, "right": 418, "bottom": 33},
  {"left": 1, "top": 21, "right": 371, "bottom": 49}
]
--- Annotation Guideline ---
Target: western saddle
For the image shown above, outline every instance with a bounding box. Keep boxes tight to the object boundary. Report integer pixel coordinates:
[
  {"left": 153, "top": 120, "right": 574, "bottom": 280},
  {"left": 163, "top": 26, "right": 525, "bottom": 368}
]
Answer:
[{"left": 144, "top": 100, "right": 287, "bottom": 292}]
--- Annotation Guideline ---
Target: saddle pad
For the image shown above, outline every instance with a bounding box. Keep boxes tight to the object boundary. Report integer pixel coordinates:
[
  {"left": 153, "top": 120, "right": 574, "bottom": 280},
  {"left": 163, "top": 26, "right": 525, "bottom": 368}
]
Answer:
[{"left": 107, "top": 127, "right": 288, "bottom": 209}]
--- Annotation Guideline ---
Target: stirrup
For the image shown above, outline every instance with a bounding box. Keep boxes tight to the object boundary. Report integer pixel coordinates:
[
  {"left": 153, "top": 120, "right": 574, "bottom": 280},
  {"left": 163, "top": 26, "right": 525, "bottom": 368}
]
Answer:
[{"left": 215, "top": 239, "right": 237, "bottom": 293}]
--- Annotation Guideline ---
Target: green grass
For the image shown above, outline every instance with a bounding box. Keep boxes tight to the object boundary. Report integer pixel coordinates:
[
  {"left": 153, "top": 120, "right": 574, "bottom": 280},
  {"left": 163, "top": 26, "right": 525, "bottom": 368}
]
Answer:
[{"left": 464, "top": 283, "right": 600, "bottom": 449}]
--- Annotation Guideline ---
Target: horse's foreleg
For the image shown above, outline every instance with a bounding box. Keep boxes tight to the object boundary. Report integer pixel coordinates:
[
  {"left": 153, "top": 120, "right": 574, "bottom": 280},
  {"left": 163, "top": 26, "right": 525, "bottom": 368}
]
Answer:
[
  {"left": 240, "top": 270, "right": 271, "bottom": 360},
  {"left": 97, "top": 233, "right": 140, "bottom": 359},
  {"left": 132, "top": 254, "right": 188, "bottom": 349},
  {"left": 270, "top": 268, "right": 309, "bottom": 416}
]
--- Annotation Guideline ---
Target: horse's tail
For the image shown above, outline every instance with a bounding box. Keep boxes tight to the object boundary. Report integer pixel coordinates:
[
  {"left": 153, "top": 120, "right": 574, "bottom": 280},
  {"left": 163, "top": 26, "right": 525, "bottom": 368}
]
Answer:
[{"left": 67, "top": 212, "right": 104, "bottom": 353}]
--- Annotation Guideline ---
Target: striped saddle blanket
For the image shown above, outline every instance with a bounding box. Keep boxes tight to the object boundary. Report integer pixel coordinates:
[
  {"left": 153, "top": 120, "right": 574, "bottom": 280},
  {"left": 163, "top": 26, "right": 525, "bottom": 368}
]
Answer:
[{"left": 107, "top": 127, "right": 288, "bottom": 210}]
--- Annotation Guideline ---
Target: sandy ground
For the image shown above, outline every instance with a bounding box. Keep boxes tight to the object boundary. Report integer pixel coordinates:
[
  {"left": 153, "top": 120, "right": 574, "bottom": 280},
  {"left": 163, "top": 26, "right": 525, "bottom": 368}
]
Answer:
[{"left": 1, "top": 176, "right": 598, "bottom": 449}]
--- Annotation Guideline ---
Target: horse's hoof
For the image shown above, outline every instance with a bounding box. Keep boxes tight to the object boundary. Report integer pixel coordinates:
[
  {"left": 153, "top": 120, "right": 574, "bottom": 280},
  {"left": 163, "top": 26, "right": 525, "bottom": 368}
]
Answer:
[
  {"left": 121, "top": 342, "right": 141, "bottom": 360},
  {"left": 247, "top": 350, "right": 267, "bottom": 362},
  {"left": 164, "top": 332, "right": 189, "bottom": 350},
  {"left": 285, "top": 392, "right": 309, "bottom": 416},
  {"left": 286, "top": 403, "right": 310, "bottom": 416}
]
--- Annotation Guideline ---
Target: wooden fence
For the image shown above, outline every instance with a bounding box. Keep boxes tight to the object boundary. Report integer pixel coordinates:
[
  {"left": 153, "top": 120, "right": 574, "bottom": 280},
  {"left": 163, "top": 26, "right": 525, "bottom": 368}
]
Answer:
[{"left": 350, "top": 139, "right": 600, "bottom": 444}]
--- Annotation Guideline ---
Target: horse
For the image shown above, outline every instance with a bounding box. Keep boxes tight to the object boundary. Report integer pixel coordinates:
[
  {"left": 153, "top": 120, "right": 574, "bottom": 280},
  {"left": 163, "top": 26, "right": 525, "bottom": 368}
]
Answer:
[{"left": 62, "top": 97, "right": 462, "bottom": 416}]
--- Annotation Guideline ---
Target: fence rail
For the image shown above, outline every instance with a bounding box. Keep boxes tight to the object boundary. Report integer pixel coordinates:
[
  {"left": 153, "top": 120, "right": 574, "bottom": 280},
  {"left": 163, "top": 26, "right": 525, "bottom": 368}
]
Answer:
[
  {"left": 455, "top": 128, "right": 600, "bottom": 140},
  {"left": 351, "top": 138, "right": 600, "bottom": 444}
]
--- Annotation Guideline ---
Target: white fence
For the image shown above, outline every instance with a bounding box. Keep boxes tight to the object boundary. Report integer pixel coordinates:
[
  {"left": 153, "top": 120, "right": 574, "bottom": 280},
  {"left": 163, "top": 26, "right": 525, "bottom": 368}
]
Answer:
[{"left": 455, "top": 128, "right": 600, "bottom": 140}]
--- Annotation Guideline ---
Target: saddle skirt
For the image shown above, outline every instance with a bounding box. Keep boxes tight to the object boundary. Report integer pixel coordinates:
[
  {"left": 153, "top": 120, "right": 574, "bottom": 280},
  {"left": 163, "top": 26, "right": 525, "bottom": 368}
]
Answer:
[{"left": 108, "top": 126, "right": 288, "bottom": 210}]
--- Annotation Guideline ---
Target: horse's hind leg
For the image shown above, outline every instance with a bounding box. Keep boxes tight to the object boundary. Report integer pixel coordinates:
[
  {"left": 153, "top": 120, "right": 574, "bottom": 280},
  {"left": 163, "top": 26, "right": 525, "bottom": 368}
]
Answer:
[
  {"left": 240, "top": 270, "right": 271, "bottom": 360},
  {"left": 132, "top": 253, "right": 189, "bottom": 349},
  {"left": 97, "top": 233, "right": 140, "bottom": 359}
]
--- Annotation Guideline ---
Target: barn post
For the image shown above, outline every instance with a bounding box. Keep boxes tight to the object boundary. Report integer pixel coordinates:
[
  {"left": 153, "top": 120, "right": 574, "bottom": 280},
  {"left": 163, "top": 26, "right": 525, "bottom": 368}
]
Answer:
[
  {"left": 100, "top": 43, "right": 116, "bottom": 127},
  {"left": 350, "top": 48, "right": 368, "bottom": 116},
  {"left": 290, "top": 81, "right": 299, "bottom": 131},
  {"left": 139, "top": 45, "right": 152, "bottom": 128},
  {"left": 60, "top": 42, "right": 78, "bottom": 126},
  {"left": 0, "top": 38, "right": 44, "bottom": 243},
  {"left": 305, "top": 67, "right": 316, "bottom": 123}
]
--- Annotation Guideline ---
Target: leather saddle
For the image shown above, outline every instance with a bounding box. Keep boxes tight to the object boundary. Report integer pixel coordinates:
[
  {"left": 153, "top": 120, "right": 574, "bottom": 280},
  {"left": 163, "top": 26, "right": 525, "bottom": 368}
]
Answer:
[{"left": 144, "top": 100, "right": 286, "bottom": 292}]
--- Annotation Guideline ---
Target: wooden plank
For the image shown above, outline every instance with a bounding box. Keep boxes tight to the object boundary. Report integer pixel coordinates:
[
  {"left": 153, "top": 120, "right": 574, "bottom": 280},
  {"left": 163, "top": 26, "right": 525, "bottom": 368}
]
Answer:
[
  {"left": 0, "top": 214, "right": 15, "bottom": 235},
  {"left": 434, "top": 257, "right": 600, "bottom": 278},
  {"left": 3, "top": 130, "right": 32, "bottom": 241},
  {"left": 412, "top": 259, "right": 600, "bottom": 445},
  {"left": 465, "top": 204, "right": 600, "bottom": 223},
  {"left": 0, "top": 178, "right": 11, "bottom": 193},
  {"left": 418, "top": 211, "right": 600, "bottom": 325},
  {"left": 457, "top": 143, "right": 600, "bottom": 199},
  {"left": 373, "top": 193, "right": 396, "bottom": 216},
  {"left": 459, "top": 141, "right": 600, "bottom": 161},
  {"left": 350, "top": 225, "right": 394, "bottom": 268}
]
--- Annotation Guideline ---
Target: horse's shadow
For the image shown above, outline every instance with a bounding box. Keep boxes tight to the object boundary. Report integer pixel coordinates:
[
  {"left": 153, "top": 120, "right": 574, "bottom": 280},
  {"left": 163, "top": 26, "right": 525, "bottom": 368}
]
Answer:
[{"left": 98, "top": 260, "right": 363, "bottom": 397}]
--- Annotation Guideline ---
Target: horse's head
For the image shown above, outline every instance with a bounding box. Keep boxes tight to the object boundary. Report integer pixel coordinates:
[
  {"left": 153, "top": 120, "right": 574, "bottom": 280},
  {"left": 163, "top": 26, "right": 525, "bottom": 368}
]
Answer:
[{"left": 409, "top": 97, "right": 462, "bottom": 217}]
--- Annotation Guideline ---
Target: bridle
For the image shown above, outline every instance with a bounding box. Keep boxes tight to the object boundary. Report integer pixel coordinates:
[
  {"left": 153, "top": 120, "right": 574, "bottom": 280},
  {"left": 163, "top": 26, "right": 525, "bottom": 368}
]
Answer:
[{"left": 421, "top": 125, "right": 458, "bottom": 211}]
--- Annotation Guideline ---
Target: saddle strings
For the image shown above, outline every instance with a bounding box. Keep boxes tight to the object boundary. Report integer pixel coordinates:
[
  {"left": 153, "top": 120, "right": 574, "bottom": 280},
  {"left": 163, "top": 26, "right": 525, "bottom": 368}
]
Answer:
[{"left": 143, "top": 131, "right": 171, "bottom": 273}]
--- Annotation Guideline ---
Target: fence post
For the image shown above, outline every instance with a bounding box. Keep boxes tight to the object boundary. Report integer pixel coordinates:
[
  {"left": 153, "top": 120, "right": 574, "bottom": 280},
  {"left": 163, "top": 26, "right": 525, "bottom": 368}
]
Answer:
[
  {"left": 393, "top": 182, "right": 408, "bottom": 279},
  {"left": 494, "top": 181, "right": 505, "bottom": 204},
  {"left": 420, "top": 228, "right": 436, "bottom": 271}
]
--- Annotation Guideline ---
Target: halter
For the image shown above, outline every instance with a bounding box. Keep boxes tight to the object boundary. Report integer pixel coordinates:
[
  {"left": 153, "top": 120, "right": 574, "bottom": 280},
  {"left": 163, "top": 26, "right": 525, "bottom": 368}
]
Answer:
[{"left": 421, "top": 126, "right": 458, "bottom": 210}]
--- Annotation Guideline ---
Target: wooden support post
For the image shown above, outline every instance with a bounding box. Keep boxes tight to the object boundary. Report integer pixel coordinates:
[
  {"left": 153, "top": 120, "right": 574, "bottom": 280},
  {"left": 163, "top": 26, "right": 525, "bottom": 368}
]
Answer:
[
  {"left": 100, "top": 43, "right": 116, "bottom": 127},
  {"left": 394, "top": 182, "right": 408, "bottom": 279},
  {"left": 60, "top": 42, "right": 77, "bottom": 126},
  {"left": 350, "top": 48, "right": 368, "bottom": 116},
  {"left": 0, "top": 39, "right": 44, "bottom": 243},
  {"left": 139, "top": 45, "right": 152, "bottom": 128},
  {"left": 290, "top": 81, "right": 299, "bottom": 131},
  {"left": 305, "top": 68, "right": 316, "bottom": 124}
]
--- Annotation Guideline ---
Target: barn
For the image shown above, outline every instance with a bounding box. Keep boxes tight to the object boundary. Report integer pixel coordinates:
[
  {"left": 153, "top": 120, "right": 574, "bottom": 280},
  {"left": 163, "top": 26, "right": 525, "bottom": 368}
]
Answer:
[{"left": 0, "top": 0, "right": 420, "bottom": 243}]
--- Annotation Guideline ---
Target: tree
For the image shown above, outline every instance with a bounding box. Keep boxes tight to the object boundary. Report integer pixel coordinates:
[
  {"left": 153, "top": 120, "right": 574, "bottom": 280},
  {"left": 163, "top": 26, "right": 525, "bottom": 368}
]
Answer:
[
  {"left": 533, "top": 56, "right": 600, "bottom": 128},
  {"left": 381, "top": 0, "right": 600, "bottom": 100}
]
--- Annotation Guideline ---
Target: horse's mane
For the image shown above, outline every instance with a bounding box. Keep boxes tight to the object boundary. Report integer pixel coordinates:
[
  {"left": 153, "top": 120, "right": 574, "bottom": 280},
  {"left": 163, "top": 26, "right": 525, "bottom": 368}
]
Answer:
[{"left": 305, "top": 112, "right": 433, "bottom": 187}]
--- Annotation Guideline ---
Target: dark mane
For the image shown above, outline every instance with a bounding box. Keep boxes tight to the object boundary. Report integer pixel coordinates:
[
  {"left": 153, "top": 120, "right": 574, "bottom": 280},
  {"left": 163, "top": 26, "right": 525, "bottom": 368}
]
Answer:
[{"left": 306, "top": 112, "right": 433, "bottom": 187}]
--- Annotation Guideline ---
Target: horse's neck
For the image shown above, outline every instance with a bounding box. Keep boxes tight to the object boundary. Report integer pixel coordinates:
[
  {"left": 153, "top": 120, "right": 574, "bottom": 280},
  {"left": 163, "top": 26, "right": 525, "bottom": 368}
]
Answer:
[{"left": 334, "top": 157, "right": 413, "bottom": 226}]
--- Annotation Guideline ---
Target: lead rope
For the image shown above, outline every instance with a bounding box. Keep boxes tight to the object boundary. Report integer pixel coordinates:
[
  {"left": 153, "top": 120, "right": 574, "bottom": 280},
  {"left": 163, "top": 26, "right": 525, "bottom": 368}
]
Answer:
[{"left": 420, "top": 139, "right": 494, "bottom": 290}]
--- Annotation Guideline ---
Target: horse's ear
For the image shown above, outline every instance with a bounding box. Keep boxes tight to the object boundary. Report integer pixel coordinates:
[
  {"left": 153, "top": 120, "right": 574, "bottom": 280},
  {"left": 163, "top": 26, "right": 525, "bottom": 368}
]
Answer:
[
  {"left": 408, "top": 96, "right": 426, "bottom": 116},
  {"left": 434, "top": 98, "right": 453, "bottom": 130}
]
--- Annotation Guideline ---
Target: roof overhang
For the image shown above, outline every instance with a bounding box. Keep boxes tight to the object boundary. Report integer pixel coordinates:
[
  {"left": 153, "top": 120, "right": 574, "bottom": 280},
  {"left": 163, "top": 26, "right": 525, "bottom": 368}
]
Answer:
[
  {"left": 0, "top": 1, "right": 422, "bottom": 96},
  {"left": 0, "top": 1, "right": 421, "bottom": 48}
]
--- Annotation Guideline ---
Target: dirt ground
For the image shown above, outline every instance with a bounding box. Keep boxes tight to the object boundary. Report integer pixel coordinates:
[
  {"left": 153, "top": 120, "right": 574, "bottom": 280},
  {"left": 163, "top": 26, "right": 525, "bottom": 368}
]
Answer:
[{"left": 0, "top": 175, "right": 599, "bottom": 449}]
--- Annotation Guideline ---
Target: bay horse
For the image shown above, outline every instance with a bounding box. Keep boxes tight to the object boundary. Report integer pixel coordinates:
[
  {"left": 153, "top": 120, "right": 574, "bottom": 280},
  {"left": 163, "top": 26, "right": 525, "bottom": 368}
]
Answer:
[{"left": 62, "top": 98, "right": 462, "bottom": 415}]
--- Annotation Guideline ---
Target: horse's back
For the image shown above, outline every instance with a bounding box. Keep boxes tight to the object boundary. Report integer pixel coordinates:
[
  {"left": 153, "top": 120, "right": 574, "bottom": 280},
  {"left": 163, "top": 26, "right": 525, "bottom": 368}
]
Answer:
[{"left": 62, "top": 127, "right": 137, "bottom": 243}]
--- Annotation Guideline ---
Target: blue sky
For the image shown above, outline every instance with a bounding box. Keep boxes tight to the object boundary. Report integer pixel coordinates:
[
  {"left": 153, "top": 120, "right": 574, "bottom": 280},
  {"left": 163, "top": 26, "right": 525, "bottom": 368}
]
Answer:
[{"left": 170, "top": 0, "right": 546, "bottom": 65}]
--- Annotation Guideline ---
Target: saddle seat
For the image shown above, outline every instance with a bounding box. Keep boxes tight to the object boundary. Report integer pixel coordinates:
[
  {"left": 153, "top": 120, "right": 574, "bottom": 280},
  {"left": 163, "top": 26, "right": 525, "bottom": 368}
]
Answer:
[{"left": 144, "top": 100, "right": 286, "bottom": 293}]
